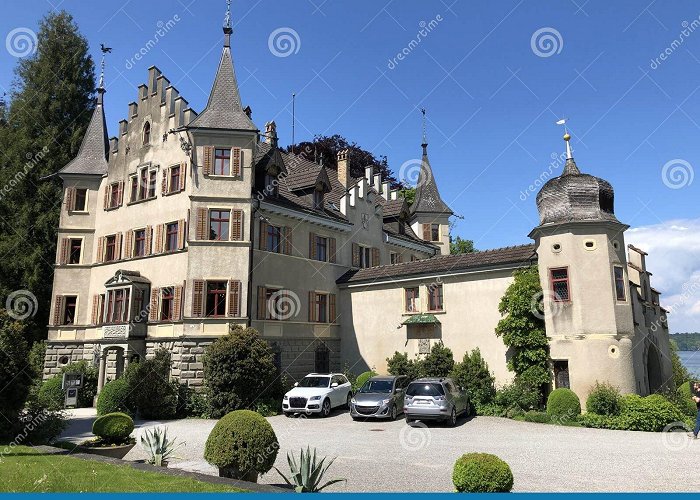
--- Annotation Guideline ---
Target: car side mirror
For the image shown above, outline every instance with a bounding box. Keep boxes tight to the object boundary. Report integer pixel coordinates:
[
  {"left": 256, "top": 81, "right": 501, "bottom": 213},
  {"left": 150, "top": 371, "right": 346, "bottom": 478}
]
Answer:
[
  {"left": 294, "top": 382, "right": 299, "bottom": 387},
  {"left": 331, "top": 382, "right": 338, "bottom": 388}
]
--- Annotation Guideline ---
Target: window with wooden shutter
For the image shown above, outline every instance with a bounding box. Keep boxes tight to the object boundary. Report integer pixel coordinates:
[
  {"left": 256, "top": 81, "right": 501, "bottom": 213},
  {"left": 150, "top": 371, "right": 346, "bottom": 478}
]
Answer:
[
  {"left": 352, "top": 243, "right": 360, "bottom": 268},
  {"left": 59, "top": 238, "right": 69, "bottom": 264},
  {"left": 329, "top": 293, "right": 337, "bottom": 323},
  {"left": 91, "top": 295, "right": 100, "bottom": 325},
  {"left": 103, "top": 185, "right": 109, "bottom": 210},
  {"left": 144, "top": 226, "right": 152, "bottom": 256},
  {"left": 124, "top": 230, "right": 133, "bottom": 259},
  {"left": 148, "top": 288, "right": 159, "bottom": 322},
  {"left": 329, "top": 238, "right": 337, "bottom": 263},
  {"left": 284, "top": 227, "right": 293, "bottom": 255},
  {"left": 203, "top": 146, "right": 213, "bottom": 175},
  {"left": 231, "top": 210, "right": 243, "bottom": 241},
  {"left": 177, "top": 219, "right": 186, "bottom": 249},
  {"left": 115, "top": 233, "right": 122, "bottom": 260},
  {"left": 232, "top": 147, "right": 241, "bottom": 177},
  {"left": 161, "top": 169, "right": 168, "bottom": 195},
  {"left": 173, "top": 285, "right": 183, "bottom": 321},
  {"left": 228, "top": 280, "right": 241, "bottom": 317},
  {"left": 308, "top": 291, "right": 316, "bottom": 322},
  {"left": 65, "top": 188, "right": 75, "bottom": 211},
  {"left": 309, "top": 232, "right": 317, "bottom": 260},
  {"left": 96, "top": 237, "right": 104, "bottom": 264},
  {"left": 192, "top": 280, "right": 205, "bottom": 317},
  {"left": 52, "top": 296, "right": 64, "bottom": 326},
  {"left": 372, "top": 248, "right": 380, "bottom": 267},
  {"left": 179, "top": 161, "right": 187, "bottom": 191},
  {"left": 196, "top": 208, "right": 207, "bottom": 240},
  {"left": 259, "top": 220, "right": 268, "bottom": 250},
  {"left": 422, "top": 223, "right": 431, "bottom": 240},
  {"left": 155, "top": 224, "right": 164, "bottom": 254},
  {"left": 257, "top": 286, "right": 267, "bottom": 320}
]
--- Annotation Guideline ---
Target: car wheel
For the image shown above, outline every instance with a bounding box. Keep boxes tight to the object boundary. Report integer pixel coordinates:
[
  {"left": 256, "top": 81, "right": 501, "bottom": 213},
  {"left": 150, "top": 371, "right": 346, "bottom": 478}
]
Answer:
[
  {"left": 390, "top": 404, "right": 397, "bottom": 421},
  {"left": 405, "top": 416, "right": 414, "bottom": 424},
  {"left": 346, "top": 393, "right": 352, "bottom": 410},
  {"left": 321, "top": 399, "right": 331, "bottom": 418},
  {"left": 448, "top": 408, "right": 457, "bottom": 427}
]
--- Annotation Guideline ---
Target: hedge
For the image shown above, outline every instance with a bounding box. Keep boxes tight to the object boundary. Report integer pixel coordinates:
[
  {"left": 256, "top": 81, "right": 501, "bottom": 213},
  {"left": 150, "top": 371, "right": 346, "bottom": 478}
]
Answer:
[
  {"left": 546, "top": 388, "right": 581, "bottom": 418},
  {"left": 92, "top": 412, "right": 134, "bottom": 443},
  {"left": 452, "top": 453, "right": 514, "bottom": 492},
  {"left": 96, "top": 378, "right": 133, "bottom": 416}
]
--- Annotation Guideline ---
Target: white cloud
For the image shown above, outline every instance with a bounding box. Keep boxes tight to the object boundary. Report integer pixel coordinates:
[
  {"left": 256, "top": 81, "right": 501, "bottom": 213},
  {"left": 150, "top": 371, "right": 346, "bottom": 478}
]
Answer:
[{"left": 627, "top": 218, "right": 700, "bottom": 333}]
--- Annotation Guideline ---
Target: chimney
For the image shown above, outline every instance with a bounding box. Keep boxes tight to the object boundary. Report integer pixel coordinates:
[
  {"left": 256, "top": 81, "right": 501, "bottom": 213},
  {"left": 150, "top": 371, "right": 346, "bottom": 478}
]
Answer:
[
  {"left": 109, "top": 137, "right": 119, "bottom": 153},
  {"left": 337, "top": 149, "right": 350, "bottom": 188},
  {"left": 264, "top": 121, "right": 278, "bottom": 146},
  {"left": 119, "top": 119, "right": 128, "bottom": 136}
]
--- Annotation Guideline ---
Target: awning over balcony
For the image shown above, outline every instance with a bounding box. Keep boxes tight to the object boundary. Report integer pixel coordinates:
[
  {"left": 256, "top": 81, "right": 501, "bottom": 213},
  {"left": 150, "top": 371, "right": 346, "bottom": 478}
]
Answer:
[{"left": 402, "top": 314, "right": 441, "bottom": 326}]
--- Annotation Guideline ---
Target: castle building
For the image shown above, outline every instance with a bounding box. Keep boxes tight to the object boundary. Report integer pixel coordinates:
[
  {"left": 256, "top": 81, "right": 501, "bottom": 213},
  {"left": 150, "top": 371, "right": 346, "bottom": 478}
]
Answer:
[{"left": 44, "top": 9, "right": 673, "bottom": 403}]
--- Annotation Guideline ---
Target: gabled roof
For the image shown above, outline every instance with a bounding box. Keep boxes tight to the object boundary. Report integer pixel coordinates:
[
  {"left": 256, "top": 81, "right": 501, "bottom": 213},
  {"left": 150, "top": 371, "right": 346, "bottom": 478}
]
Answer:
[
  {"left": 411, "top": 143, "right": 453, "bottom": 216},
  {"left": 382, "top": 198, "right": 407, "bottom": 219},
  {"left": 337, "top": 244, "right": 536, "bottom": 284},
  {"left": 187, "top": 31, "right": 257, "bottom": 132},
  {"left": 59, "top": 92, "right": 109, "bottom": 176}
]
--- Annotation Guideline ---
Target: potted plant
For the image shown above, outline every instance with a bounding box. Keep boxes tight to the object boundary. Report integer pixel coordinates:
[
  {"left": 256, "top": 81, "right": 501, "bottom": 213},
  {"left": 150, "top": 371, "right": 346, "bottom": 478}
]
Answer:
[{"left": 78, "top": 412, "right": 135, "bottom": 459}]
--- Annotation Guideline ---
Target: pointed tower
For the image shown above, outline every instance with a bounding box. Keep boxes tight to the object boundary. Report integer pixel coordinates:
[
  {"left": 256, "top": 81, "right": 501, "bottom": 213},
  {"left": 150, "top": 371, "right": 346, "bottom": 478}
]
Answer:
[
  {"left": 529, "top": 131, "right": 637, "bottom": 401},
  {"left": 409, "top": 113, "right": 453, "bottom": 255}
]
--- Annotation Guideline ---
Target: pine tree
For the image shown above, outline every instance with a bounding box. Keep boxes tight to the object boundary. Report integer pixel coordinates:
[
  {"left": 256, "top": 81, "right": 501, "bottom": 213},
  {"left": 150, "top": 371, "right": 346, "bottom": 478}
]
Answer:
[{"left": 0, "top": 11, "right": 95, "bottom": 341}]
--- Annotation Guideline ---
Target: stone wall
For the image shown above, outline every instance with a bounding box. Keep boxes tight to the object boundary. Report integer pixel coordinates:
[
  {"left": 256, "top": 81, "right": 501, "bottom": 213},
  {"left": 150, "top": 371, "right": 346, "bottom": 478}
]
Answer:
[{"left": 43, "top": 342, "right": 95, "bottom": 379}]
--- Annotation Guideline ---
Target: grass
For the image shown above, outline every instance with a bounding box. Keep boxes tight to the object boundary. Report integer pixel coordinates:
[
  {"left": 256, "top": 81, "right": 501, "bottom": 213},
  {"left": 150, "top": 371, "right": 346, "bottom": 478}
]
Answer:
[{"left": 0, "top": 445, "right": 247, "bottom": 493}]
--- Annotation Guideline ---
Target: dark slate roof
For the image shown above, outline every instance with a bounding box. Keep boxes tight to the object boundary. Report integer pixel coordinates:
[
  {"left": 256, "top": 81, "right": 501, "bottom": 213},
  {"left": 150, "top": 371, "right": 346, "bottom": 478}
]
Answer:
[
  {"left": 187, "top": 43, "right": 257, "bottom": 131},
  {"left": 59, "top": 95, "right": 109, "bottom": 176},
  {"left": 382, "top": 198, "right": 407, "bottom": 218},
  {"left": 411, "top": 144, "right": 453, "bottom": 216},
  {"left": 337, "top": 244, "right": 536, "bottom": 284}
]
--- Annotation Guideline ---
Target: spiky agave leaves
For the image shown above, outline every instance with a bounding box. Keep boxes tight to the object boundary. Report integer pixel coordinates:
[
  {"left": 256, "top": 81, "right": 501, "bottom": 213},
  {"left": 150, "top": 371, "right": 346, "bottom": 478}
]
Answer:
[
  {"left": 138, "top": 426, "right": 184, "bottom": 467},
  {"left": 274, "top": 446, "right": 346, "bottom": 492}
]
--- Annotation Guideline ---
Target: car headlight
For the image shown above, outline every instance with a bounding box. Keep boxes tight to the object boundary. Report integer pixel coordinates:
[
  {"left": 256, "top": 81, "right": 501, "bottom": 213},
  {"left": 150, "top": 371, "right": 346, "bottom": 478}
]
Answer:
[
  {"left": 382, "top": 398, "right": 391, "bottom": 405},
  {"left": 310, "top": 395, "right": 322, "bottom": 401}
]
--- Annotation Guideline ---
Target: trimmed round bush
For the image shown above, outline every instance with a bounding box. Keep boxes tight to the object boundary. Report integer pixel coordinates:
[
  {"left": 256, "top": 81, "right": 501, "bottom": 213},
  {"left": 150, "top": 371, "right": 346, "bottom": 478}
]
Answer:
[
  {"left": 547, "top": 388, "right": 581, "bottom": 418},
  {"left": 37, "top": 376, "right": 64, "bottom": 411},
  {"left": 676, "top": 382, "right": 697, "bottom": 417},
  {"left": 523, "top": 411, "right": 551, "bottom": 424},
  {"left": 586, "top": 382, "right": 622, "bottom": 416},
  {"left": 204, "top": 410, "right": 279, "bottom": 481},
  {"left": 452, "top": 453, "right": 514, "bottom": 493},
  {"left": 92, "top": 412, "right": 134, "bottom": 443},
  {"left": 96, "top": 378, "right": 132, "bottom": 416},
  {"left": 353, "top": 370, "right": 377, "bottom": 392}
]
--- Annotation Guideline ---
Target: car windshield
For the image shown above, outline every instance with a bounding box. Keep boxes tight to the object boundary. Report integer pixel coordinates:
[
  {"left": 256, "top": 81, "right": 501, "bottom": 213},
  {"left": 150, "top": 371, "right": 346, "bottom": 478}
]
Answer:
[
  {"left": 298, "top": 376, "right": 330, "bottom": 388},
  {"left": 358, "top": 380, "right": 393, "bottom": 394},
  {"left": 406, "top": 383, "right": 445, "bottom": 397}
]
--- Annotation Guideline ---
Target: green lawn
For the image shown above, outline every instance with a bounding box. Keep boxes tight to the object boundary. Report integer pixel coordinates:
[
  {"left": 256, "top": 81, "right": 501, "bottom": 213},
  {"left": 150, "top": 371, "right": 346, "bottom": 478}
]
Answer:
[{"left": 0, "top": 446, "right": 246, "bottom": 493}]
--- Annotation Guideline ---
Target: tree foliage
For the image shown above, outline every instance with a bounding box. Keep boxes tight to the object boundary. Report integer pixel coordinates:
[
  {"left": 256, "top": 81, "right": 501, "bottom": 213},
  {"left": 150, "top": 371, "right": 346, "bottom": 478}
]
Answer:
[
  {"left": 0, "top": 310, "right": 32, "bottom": 437},
  {"left": 451, "top": 348, "right": 495, "bottom": 408},
  {"left": 495, "top": 266, "right": 551, "bottom": 389},
  {"left": 0, "top": 11, "right": 96, "bottom": 342},
  {"left": 421, "top": 342, "right": 454, "bottom": 378},
  {"left": 450, "top": 236, "right": 476, "bottom": 255}
]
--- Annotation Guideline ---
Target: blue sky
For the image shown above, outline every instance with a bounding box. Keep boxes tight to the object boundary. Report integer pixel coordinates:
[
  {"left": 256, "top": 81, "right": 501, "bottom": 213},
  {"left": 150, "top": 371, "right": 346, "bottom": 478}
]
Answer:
[{"left": 1, "top": 0, "right": 699, "bottom": 331}]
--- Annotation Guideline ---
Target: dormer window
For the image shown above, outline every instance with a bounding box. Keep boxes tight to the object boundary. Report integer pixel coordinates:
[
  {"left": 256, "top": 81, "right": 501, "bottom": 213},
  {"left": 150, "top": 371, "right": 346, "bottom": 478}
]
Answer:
[
  {"left": 265, "top": 173, "right": 278, "bottom": 197},
  {"left": 313, "top": 189, "right": 324, "bottom": 210},
  {"left": 142, "top": 122, "right": 151, "bottom": 145}
]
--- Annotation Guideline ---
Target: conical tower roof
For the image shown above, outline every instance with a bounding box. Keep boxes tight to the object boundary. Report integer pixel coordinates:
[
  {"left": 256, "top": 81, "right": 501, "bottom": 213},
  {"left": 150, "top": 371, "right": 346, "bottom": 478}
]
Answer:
[
  {"left": 59, "top": 87, "right": 109, "bottom": 176},
  {"left": 411, "top": 142, "right": 453, "bottom": 216}
]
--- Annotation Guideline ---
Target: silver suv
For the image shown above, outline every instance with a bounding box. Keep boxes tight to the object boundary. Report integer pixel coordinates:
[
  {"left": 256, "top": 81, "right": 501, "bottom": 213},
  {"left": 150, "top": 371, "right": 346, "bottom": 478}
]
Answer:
[{"left": 404, "top": 377, "right": 471, "bottom": 426}]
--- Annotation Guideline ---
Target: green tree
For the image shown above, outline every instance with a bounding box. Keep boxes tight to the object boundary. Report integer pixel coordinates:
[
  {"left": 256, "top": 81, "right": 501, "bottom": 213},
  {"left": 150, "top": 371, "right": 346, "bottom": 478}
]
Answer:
[
  {"left": 0, "top": 11, "right": 95, "bottom": 342},
  {"left": 670, "top": 341, "right": 691, "bottom": 387},
  {"left": 386, "top": 351, "right": 422, "bottom": 380},
  {"left": 421, "top": 342, "right": 454, "bottom": 378},
  {"left": 495, "top": 266, "right": 551, "bottom": 391},
  {"left": 451, "top": 348, "right": 496, "bottom": 408},
  {"left": 0, "top": 310, "right": 32, "bottom": 437},
  {"left": 400, "top": 187, "right": 415, "bottom": 206},
  {"left": 450, "top": 236, "right": 476, "bottom": 255}
]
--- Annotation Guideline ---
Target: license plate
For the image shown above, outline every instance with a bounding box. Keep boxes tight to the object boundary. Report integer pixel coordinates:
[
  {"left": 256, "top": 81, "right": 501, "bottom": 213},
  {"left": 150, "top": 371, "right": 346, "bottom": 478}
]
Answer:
[{"left": 416, "top": 400, "right": 430, "bottom": 405}]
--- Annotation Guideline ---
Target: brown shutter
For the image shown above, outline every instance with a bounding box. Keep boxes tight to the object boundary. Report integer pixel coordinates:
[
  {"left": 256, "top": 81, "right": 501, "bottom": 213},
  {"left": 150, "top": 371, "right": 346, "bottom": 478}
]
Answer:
[
  {"left": 196, "top": 208, "right": 207, "bottom": 240},
  {"left": 422, "top": 223, "right": 431, "bottom": 240},
  {"left": 91, "top": 295, "right": 99, "bottom": 325},
  {"left": 329, "top": 237, "right": 337, "bottom": 263},
  {"left": 228, "top": 280, "right": 241, "bottom": 317},
  {"left": 173, "top": 285, "right": 183, "bottom": 321},
  {"left": 398, "top": 254, "right": 404, "bottom": 263},
  {"left": 203, "top": 146, "right": 213, "bottom": 175},
  {"left": 309, "top": 232, "right": 317, "bottom": 260},
  {"left": 52, "top": 296, "right": 64, "bottom": 326},
  {"left": 59, "top": 238, "right": 69, "bottom": 264},
  {"left": 118, "top": 181, "right": 124, "bottom": 206},
  {"left": 308, "top": 291, "right": 316, "bottom": 322},
  {"left": 231, "top": 147, "right": 241, "bottom": 177},
  {"left": 162, "top": 169, "right": 168, "bottom": 195},
  {"left": 124, "top": 230, "right": 133, "bottom": 259},
  {"left": 155, "top": 224, "right": 163, "bottom": 254},
  {"left": 352, "top": 243, "right": 360, "bottom": 267},
  {"left": 257, "top": 286, "right": 267, "bottom": 320},
  {"left": 178, "top": 219, "right": 186, "bottom": 249},
  {"left": 115, "top": 233, "right": 122, "bottom": 260},
  {"left": 179, "top": 161, "right": 187, "bottom": 191},
  {"left": 284, "top": 227, "right": 293, "bottom": 255},
  {"left": 372, "top": 247, "right": 380, "bottom": 267},
  {"left": 148, "top": 288, "right": 159, "bottom": 322},
  {"left": 259, "top": 220, "right": 268, "bottom": 250},
  {"left": 231, "top": 209, "right": 243, "bottom": 241},
  {"left": 192, "top": 280, "right": 205, "bottom": 317},
  {"left": 145, "top": 226, "right": 153, "bottom": 256},
  {"left": 65, "top": 188, "right": 75, "bottom": 211},
  {"left": 103, "top": 185, "right": 109, "bottom": 209},
  {"left": 96, "top": 237, "right": 104, "bottom": 264},
  {"left": 329, "top": 293, "right": 337, "bottom": 324}
]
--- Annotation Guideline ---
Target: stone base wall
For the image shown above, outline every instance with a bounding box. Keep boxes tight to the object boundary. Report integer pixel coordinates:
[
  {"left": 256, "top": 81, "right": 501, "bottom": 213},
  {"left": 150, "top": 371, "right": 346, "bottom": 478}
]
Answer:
[{"left": 43, "top": 343, "right": 96, "bottom": 379}]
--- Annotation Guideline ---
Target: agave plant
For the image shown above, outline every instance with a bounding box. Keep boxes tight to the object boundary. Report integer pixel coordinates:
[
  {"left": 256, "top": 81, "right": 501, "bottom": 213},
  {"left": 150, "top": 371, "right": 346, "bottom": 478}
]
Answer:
[
  {"left": 274, "top": 446, "right": 346, "bottom": 492},
  {"left": 138, "top": 426, "right": 184, "bottom": 466}
]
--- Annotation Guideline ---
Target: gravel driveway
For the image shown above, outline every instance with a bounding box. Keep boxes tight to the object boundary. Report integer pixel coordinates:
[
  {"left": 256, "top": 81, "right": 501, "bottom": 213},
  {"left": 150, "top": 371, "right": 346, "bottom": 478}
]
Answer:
[{"left": 61, "top": 408, "right": 697, "bottom": 492}]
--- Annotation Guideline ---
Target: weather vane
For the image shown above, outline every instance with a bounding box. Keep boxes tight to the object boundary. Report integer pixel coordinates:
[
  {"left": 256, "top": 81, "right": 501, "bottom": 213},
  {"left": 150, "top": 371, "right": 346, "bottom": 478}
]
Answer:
[
  {"left": 99, "top": 43, "right": 112, "bottom": 89},
  {"left": 224, "top": 0, "right": 231, "bottom": 29},
  {"left": 555, "top": 118, "right": 573, "bottom": 159},
  {"left": 421, "top": 107, "right": 427, "bottom": 145}
]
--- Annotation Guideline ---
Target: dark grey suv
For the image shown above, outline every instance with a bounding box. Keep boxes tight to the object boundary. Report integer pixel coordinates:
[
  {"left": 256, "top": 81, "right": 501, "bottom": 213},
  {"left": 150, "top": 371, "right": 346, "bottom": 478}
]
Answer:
[
  {"left": 404, "top": 377, "right": 471, "bottom": 426},
  {"left": 350, "top": 375, "right": 409, "bottom": 420}
]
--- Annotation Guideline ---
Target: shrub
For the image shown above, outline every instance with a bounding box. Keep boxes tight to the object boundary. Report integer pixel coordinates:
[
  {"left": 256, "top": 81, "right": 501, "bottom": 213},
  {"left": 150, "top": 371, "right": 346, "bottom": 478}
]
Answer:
[
  {"left": 547, "top": 388, "right": 581, "bottom": 419},
  {"left": 176, "top": 384, "right": 210, "bottom": 418},
  {"left": 352, "top": 370, "right": 377, "bottom": 392},
  {"left": 18, "top": 395, "right": 66, "bottom": 444},
  {"left": 97, "top": 378, "right": 133, "bottom": 416},
  {"left": 675, "top": 381, "right": 697, "bottom": 417},
  {"left": 615, "top": 394, "right": 685, "bottom": 432},
  {"left": 523, "top": 411, "right": 551, "bottom": 423},
  {"left": 494, "top": 380, "right": 540, "bottom": 413},
  {"left": 124, "top": 349, "right": 178, "bottom": 419},
  {"left": 204, "top": 410, "right": 279, "bottom": 481},
  {"left": 421, "top": 342, "right": 454, "bottom": 378},
  {"left": 386, "top": 352, "right": 422, "bottom": 381},
  {"left": 92, "top": 412, "right": 134, "bottom": 444},
  {"left": 0, "top": 311, "right": 32, "bottom": 437},
  {"left": 28, "top": 340, "right": 47, "bottom": 380},
  {"left": 274, "top": 446, "right": 346, "bottom": 492},
  {"left": 60, "top": 360, "right": 98, "bottom": 407},
  {"left": 37, "top": 376, "right": 64, "bottom": 411},
  {"left": 451, "top": 348, "right": 496, "bottom": 408},
  {"left": 452, "top": 453, "right": 514, "bottom": 493},
  {"left": 586, "top": 382, "right": 622, "bottom": 416},
  {"left": 204, "top": 327, "right": 280, "bottom": 419}
]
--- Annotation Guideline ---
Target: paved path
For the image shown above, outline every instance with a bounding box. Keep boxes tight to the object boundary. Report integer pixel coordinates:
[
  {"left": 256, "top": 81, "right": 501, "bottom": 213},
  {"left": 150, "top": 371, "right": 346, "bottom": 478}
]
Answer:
[{"left": 61, "top": 408, "right": 697, "bottom": 492}]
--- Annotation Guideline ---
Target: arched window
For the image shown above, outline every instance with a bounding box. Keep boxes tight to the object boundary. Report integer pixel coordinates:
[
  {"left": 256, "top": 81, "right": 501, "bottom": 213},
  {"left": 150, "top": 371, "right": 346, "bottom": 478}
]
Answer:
[{"left": 142, "top": 122, "right": 151, "bottom": 145}]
